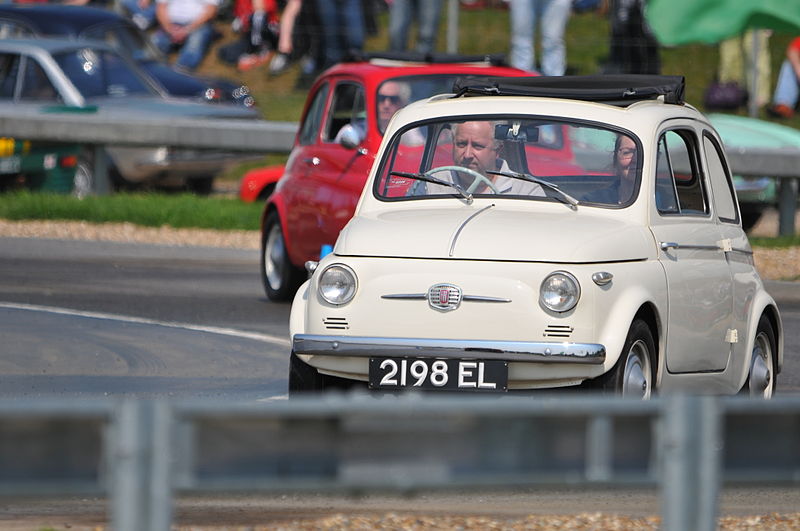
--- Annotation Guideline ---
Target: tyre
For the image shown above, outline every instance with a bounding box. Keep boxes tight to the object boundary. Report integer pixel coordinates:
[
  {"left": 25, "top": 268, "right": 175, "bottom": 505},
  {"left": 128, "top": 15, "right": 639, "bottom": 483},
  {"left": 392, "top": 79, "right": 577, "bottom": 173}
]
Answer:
[
  {"left": 288, "top": 351, "right": 325, "bottom": 394},
  {"left": 742, "top": 315, "right": 777, "bottom": 398},
  {"left": 599, "top": 319, "right": 655, "bottom": 398},
  {"left": 186, "top": 176, "right": 214, "bottom": 195},
  {"left": 261, "top": 211, "right": 305, "bottom": 301}
]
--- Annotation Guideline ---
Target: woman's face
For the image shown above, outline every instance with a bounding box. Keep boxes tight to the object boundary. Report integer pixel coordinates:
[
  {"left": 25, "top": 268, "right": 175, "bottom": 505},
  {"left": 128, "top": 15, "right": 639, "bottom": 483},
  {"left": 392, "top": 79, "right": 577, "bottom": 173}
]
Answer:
[{"left": 616, "top": 135, "right": 637, "bottom": 173}]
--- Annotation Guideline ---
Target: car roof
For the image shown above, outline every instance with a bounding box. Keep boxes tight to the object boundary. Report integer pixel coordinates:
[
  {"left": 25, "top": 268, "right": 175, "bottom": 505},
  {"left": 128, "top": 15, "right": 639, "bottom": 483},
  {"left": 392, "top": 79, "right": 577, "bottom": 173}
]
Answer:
[
  {"left": 0, "top": 4, "right": 124, "bottom": 35},
  {"left": 318, "top": 53, "right": 528, "bottom": 82},
  {"left": 0, "top": 37, "right": 116, "bottom": 54}
]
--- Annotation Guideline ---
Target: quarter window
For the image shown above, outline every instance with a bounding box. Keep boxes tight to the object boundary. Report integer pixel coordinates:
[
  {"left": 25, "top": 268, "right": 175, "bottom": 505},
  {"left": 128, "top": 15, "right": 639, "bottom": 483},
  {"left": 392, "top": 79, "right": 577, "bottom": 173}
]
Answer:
[
  {"left": 703, "top": 134, "right": 738, "bottom": 223},
  {"left": 655, "top": 130, "right": 708, "bottom": 215},
  {"left": 323, "top": 82, "right": 365, "bottom": 143},
  {"left": 19, "top": 59, "right": 57, "bottom": 101},
  {"left": 298, "top": 83, "right": 329, "bottom": 146}
]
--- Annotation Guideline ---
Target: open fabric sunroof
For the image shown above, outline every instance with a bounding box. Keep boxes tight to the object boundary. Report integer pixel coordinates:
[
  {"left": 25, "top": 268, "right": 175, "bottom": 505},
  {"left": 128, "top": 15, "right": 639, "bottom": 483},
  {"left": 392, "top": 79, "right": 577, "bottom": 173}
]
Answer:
[{"left": 452, "top": 74, "right": 686, "bottom": 106}]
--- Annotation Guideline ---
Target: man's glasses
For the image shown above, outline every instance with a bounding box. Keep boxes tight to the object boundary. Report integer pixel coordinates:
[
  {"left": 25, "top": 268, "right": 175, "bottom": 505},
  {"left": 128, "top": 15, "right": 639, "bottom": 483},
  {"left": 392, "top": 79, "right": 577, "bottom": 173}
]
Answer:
[
  {"left": 617, "top": 148, "right": 637, "bottom": 156},
  {"left": 378, "top": 94, "right": 402, "bottom": 104}
]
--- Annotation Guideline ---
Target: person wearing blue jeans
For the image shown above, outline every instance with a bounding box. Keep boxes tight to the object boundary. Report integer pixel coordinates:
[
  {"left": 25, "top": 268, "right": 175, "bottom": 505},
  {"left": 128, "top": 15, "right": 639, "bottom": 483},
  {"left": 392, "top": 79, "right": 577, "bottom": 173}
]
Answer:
[
  {"left": 389, "top": 0, "right": 443, "bottom": 55},
  {"left": 121, "top": 0, "right": 157, "bottom": 31},
  {"left": 508, "top": 0, "right": 572, "bottom": 76},
  {"left": 152, "top": 0, "right": 220, "bottom": 71},
  {"left": 314, "top": 0, "right": 365, "bottom": 69}
]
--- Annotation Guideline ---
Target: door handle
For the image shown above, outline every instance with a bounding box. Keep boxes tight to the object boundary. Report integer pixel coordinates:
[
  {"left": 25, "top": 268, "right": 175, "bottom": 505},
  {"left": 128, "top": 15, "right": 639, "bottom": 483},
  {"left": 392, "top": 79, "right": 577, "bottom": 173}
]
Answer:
[
  {"left": 660, "top": 241, "right": 679, "bottom": 251},
  {"left": 303, "top": 157, "right": 320, "bottom": 166}
]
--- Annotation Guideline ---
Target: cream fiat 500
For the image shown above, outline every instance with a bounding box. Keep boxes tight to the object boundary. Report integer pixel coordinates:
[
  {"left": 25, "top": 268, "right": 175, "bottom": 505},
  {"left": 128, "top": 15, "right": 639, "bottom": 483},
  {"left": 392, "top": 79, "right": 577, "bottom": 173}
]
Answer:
[{"left": 288, "top": 75, "right": 783, "bottom": 398}]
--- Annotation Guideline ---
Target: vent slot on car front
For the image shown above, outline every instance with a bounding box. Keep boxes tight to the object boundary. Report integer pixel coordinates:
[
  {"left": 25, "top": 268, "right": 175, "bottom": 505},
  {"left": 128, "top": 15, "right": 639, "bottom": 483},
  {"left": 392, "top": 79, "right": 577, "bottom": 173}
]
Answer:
[
  {"left": 543, "top": 324, "right": 573, "bottom": 338},
  {"left": 323, "top": 317, "right": 349, "bottom": 330}
]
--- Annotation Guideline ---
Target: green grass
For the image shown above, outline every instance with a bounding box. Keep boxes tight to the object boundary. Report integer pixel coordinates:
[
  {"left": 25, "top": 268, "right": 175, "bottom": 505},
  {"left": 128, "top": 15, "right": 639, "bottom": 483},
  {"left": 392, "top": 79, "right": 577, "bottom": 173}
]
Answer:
[
  {"left": 749, "top": 235, "right": 800, "bottom": 248},
  {"left": 0, "top": 191, "right": 262, "bottom": 231}
]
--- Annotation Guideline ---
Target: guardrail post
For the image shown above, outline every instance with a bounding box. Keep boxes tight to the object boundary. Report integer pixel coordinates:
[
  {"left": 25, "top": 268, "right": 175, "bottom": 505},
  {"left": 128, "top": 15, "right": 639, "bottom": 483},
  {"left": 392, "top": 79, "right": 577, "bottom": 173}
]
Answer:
[
  {"left": 110, "top": 400, "right": 172, "bottom": 531},
  {"left": 661, "top": 395, "right": 721, "bottom": 531},
  {"left": 111, "top": 399, "right": 150, "bottom": 531},
  {"left": 778, "top": 177, "right": 798, "bottom": 237},
  {"left": 91, "top": 144, "right": 111, "bottom": 196}
]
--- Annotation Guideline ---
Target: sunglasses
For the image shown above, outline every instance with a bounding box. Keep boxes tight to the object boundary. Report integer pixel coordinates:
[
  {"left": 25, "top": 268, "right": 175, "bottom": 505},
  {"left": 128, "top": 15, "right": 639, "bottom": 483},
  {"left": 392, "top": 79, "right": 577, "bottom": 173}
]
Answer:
[
  {"left": 378, "top": 94, "right": 402, "bottom": 104},
  {"left": 617, "top": 148, "right": 637, "bottom": 156}
]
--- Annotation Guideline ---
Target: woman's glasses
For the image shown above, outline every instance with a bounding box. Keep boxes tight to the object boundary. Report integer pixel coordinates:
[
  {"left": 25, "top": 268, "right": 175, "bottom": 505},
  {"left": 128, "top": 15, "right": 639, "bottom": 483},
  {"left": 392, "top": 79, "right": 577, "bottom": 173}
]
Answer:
[{"left": 617, "top": 148, "right": 637, "bottom": 156}]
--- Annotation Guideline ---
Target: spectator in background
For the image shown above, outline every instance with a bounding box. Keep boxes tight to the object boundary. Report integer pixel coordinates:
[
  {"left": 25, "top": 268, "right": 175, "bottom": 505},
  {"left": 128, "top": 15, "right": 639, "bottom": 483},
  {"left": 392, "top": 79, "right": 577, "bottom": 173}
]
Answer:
[
  {"left": 507, "top": 0, "right": 572, "bottom": 76},
  {"left": 767, "top": 36, "right": 800, "bottom": 119},
  {"left": 602, "top": 0, "right": 659, "bottom": 74},
  {"left": 152, "top": 0, "right": 220, "bottom": 71},
  {"left": 315, "top": 0, "right": 364, "bottom": 70},
  {"left": 268, "top": 0, "right": 302, "bottom": 75},
  {"left": 389, "top": 0, "right": 443, "bottom": 55},
  {"left": 121, "top": 0, "right": 157, "bottom": 30}
]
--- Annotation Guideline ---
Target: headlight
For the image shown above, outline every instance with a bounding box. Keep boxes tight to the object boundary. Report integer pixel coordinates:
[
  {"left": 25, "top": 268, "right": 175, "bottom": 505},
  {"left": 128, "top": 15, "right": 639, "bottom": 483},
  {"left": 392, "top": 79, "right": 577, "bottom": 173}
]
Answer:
[
  {"left": 540, "top": 271, "right": 580, "bottom": 313},
  {"left": 318, "top": 264, "right": 357, "bottom": 305}
]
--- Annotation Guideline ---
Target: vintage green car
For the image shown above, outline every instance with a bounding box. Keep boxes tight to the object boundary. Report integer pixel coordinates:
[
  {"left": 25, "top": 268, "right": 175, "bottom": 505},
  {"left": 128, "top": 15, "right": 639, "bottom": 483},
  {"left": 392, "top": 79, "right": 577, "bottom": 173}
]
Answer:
[{"left": 0, "top": 137, "right": 90, "bottom": 196}]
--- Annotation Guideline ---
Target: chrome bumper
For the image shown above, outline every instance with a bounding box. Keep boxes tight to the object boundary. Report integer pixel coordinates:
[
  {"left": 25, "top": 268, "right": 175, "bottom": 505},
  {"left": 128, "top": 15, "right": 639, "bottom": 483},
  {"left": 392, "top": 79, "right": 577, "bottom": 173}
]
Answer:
[{"left": 293, "top": 335, "right": 606, "bottom": 364}]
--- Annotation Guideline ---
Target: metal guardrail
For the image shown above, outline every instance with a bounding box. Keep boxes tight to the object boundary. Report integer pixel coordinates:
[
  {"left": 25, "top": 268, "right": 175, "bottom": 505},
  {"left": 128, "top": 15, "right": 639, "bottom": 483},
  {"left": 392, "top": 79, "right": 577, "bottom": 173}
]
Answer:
[{"left": 1, "top": 394, "right": 799, "bottom": 531}]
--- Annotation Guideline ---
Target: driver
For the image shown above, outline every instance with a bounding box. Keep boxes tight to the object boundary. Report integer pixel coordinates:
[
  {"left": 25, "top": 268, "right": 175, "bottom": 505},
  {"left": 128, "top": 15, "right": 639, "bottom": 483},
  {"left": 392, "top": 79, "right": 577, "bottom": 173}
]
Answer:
[{"left": 419, "top": 120, "right": 545, "bottom": 196}]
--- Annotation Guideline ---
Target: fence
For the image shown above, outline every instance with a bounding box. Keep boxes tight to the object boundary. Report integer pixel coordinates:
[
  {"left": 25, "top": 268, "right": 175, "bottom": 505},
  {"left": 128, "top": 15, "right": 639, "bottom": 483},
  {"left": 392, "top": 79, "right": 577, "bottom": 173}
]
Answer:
[{"left": 1, "top": 394, "right": 799, "bottom": 531}]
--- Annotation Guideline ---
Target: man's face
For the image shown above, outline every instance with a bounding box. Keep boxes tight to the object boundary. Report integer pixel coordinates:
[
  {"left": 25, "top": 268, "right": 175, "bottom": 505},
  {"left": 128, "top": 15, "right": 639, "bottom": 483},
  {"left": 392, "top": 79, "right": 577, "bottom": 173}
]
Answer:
[
  {"left": 452, "top": 121, "right": 498, "bottom": 177},
  {"left": 377, "top": 82, "right": 405, "bottom": 131}
]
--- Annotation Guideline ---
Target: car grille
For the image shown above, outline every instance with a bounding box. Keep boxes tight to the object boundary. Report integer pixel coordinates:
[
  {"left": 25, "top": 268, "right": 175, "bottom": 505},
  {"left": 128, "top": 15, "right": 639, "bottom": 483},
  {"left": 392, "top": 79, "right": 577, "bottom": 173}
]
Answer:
[
  {"left": 323, "top": 317, "right": 349, "bottom": 330},
  {"left": 543, "top": 324, "right": 573, "bottom": 338}
]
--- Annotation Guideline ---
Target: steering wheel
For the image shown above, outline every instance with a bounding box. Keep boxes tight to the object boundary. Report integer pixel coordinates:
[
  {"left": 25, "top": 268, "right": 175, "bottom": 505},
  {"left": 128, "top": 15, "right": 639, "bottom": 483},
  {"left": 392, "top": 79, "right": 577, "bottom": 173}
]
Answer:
[{"left": 425, "top": 165, "right": 499, "bottom": 194}]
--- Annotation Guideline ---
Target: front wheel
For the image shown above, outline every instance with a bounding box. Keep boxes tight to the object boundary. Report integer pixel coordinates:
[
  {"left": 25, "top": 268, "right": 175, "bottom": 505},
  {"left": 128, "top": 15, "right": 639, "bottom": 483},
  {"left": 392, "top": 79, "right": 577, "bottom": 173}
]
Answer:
[
  {"left": 261, "top": 211, "right": 304, "bottom": 301},
  {"left": 599, "top": 319, "right": 655, "bottom": 398},
  {"left": 742, "top": 315, "right": 777, "bottom": 398}
]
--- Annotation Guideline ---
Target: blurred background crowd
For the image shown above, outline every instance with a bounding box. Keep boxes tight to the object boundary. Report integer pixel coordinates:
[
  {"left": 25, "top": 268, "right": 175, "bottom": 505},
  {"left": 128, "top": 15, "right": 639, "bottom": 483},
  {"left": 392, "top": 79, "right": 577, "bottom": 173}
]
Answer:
[{"left": 7, "top": 0, "right": 800, "bottom": 123}]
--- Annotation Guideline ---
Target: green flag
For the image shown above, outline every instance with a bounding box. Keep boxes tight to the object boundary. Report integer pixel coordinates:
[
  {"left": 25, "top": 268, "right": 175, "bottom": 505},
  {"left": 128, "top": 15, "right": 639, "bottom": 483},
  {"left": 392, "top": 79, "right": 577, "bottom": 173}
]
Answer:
[{"left": 646, "top": 0, "right": 800, "bottom": 46}]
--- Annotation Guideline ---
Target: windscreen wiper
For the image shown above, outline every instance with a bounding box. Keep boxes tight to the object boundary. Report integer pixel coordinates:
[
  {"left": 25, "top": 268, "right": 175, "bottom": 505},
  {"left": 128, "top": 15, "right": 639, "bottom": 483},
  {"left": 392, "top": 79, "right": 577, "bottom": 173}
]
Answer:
[
  {"left": 390, "top": 171, "right": 474, "bottom": 204},
  {"left": 487, "top": 169, "right": 579, "bottom": 209}
]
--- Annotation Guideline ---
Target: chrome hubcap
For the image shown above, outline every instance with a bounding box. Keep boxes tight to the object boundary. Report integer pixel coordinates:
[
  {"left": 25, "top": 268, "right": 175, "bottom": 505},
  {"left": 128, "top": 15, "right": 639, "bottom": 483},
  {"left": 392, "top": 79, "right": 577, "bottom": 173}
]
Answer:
[
  {"left": 72, "top": 163, "right": 92, "bottom": 199},
  {"left": 264, "top": 224, "right": 285, "bottom": 290},
  {"left": 623, "top": 339, "right": 651, "bottom": 399},
  {"left": 749, "top": 332, "right": 773, "bottom": 398}
]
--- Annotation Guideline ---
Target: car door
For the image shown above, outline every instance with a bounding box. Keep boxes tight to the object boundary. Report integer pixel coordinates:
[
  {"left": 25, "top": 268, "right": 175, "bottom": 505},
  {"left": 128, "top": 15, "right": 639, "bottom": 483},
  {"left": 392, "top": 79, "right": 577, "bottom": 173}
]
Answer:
[
  {"left": 649, "top": 125, "right": 734, "bottom": 373},
  {"left": 283, "top": 81, "right": 331, "bottom": 265}
]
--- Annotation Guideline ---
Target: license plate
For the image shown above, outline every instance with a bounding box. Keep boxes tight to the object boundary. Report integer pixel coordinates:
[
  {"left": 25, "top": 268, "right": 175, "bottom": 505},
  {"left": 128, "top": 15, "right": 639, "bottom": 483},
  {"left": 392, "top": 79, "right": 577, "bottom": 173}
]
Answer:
[
  {"left": 0, "top": 156, "right": 21, "bottom": 174},
  {"left": 369, "top": 357, "right": 508, "bottom": 392}
]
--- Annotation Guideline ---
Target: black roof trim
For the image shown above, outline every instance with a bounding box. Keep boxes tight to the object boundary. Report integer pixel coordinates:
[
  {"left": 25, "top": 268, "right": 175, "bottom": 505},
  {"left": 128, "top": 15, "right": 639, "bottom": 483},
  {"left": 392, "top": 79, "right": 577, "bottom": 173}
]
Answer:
[
  {"left": 452, "top": 75, "right": 686, "bottom": 106},
  {"left": 344, "top": 51, "right": 509, "bottom": 67}
]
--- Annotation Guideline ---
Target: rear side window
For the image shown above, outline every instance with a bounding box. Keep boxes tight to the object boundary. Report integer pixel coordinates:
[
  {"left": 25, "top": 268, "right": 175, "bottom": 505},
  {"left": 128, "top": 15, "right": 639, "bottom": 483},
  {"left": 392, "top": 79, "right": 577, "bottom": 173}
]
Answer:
[
  {"left": 298, "top": 83, "right": 328, "bottom": 146},
  {"left": 655, "top": 129, "right": 708, "bottom": 215},
  {"left": 0, "top": 53, "right": 20, "bottom": 99},
  {"left": 703, "top": 133, "right": 738, "bottom": 224}
]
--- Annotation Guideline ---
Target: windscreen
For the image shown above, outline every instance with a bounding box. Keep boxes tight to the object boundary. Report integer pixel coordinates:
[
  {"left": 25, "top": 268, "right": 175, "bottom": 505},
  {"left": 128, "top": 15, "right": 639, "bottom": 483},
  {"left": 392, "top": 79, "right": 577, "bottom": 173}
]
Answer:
[{"left": 374, "top": 116, "right": 642, "bottom": 207}]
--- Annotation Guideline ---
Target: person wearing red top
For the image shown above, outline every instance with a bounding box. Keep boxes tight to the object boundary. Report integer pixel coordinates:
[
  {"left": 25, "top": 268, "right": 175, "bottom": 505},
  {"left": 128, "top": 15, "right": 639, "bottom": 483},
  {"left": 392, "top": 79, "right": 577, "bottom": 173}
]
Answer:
[{"left": 767, "top": 37, "right": 800, "bottom": 119}]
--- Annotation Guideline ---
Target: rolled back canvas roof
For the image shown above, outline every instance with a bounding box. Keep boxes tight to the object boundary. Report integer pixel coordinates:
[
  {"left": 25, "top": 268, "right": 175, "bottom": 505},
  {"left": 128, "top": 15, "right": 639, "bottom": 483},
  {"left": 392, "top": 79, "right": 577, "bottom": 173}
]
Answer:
[{"left": 452, "top": 75, "right": 686, "bottom": 105}]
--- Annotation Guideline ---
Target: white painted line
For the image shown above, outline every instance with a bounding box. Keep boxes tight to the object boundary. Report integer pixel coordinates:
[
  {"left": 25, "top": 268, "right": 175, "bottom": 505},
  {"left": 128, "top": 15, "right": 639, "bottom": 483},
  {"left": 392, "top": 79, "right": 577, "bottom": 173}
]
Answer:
[{"left": 0, "top": 301, "right": 290, "bottom": 347}]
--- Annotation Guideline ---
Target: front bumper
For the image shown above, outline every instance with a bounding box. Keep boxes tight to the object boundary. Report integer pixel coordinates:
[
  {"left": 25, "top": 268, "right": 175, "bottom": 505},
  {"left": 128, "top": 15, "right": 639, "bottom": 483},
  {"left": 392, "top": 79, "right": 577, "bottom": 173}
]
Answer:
[{"left": 293, "top": 334, "right": 606, "bottom": 364}]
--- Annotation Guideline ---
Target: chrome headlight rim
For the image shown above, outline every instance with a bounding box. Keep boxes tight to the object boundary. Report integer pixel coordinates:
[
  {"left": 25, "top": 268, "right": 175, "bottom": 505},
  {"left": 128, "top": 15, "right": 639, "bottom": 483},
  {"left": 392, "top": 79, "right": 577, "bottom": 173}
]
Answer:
[
  {"left": 539, "top": 270, "right": 581, "bottom": 313},
  {"left": 318, "top": 263, "right": 358, "bottom": 306}
]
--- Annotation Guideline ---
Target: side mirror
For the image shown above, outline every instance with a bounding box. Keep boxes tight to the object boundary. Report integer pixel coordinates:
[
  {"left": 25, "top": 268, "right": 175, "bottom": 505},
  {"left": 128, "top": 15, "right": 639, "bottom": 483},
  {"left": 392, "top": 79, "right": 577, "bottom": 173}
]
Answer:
[{"left": 338, "top": 124, "right": 363, "bottom": 150}]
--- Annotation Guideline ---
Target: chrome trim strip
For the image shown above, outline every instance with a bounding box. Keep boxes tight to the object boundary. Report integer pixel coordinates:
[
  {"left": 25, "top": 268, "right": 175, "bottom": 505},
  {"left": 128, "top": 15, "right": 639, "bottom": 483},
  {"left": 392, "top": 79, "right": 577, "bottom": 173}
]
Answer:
[
  {"left": 293, "top": 334, "right": 605, "bottom": 364},
  {"left": 380, "top": 294, "right": 511, "bottom": 303},
  {"left": 660, "top": 242, "right": 723, "bottom": 252},
  {"left": 449, "top": 204, "right": 494, "bottom": 257},
  {"left": 462, "top": 295, "right": 511, "bottom": 303}
]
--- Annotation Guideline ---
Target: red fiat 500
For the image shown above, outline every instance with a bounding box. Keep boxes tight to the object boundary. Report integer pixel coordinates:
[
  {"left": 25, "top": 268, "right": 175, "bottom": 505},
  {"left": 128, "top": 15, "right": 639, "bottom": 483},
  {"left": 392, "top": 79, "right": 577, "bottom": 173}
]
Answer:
[{"left": 258, "top": 54, "right": 531, "bottom": 301}]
